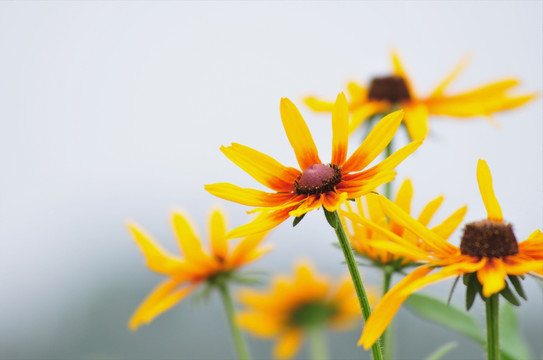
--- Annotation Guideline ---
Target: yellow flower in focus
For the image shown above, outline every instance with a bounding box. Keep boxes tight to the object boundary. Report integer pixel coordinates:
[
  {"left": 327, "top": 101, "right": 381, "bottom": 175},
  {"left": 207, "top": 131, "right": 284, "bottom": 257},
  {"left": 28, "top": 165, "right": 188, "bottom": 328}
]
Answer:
[
  {"left": 359, "top": 160, "right": 543, "bottom": 349},
  {"left": 305, "top": 52, "right": 537, "bottom": 140},
  {"left": 237, "top": 262, "right": 369, "bottom": 359},
  {"left": 205, "top": 93, "right": 422, "bottom": 239},
  {"left": 340, "top": 179, "right": 467, "bottom": 270},
  {"left": 127, "top": 208, "right": 271, "bottom": 330}
]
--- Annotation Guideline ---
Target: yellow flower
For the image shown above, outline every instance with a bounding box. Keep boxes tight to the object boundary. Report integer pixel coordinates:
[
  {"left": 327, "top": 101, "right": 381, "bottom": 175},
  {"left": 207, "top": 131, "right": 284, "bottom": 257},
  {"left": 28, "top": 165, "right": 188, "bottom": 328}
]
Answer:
[
  {"left": 340, "top": 179, "right": 467, "bottom": 269},
  {"left": 127, "top": 207, "right": 271, "bottom": 330},
  {"left": 305, "top": 52, "right": 537, "bottom": 140},
  {"left": 237, "top": 262, "right": 368, "bottom": 359},
  {"left": 358, "top": 160, "right": 543, "bottom": 349},
  {"left": 205, "top": 93, "right": 422, "bottom": 238}
]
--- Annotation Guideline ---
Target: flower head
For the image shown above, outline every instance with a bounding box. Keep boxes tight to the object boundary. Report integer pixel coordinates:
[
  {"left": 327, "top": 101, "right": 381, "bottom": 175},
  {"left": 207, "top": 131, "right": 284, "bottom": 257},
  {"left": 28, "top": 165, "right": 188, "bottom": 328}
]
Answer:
[
  {"left": 205, "top": 93, "right": 422, "bottom": 238},
  {"left": 127, "top": 207, "right": 271, "bottom": 330},
  {"left": 237, "top": 262, "right": 368, "bottom": 359},
  {"left": 340, "top": 179, "right": 467, "bottom": 271},
  {"left": 305, "top": 52, "right": 537, "bottom": 140},
  {"left": 358, "top": 160, "right": 543, "bottom": 348}
]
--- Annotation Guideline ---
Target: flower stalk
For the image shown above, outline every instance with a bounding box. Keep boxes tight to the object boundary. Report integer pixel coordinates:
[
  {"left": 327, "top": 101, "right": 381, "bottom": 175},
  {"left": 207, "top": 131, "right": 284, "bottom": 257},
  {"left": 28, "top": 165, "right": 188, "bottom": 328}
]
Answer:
[
  {"left": 485, "top": 294, "right": 500, "bottom": 360},
  {"left": 325, "top": 209, "right": 384, "bottom": 360},
  {"left": 219, "top": 283, "right": 251, "bottom": 360},
  {"left": 381, "top": 267, "right": 394, "bottom": 360},
  {"left": 308, "top": 326, "right": 328, "bottom": 360}
]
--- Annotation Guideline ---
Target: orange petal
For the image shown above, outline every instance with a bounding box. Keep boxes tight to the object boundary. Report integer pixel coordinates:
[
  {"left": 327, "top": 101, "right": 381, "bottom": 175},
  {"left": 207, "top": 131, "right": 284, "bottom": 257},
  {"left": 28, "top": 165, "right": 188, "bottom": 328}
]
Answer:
[
  {"left": 502, "top": 256, "right": 543, "bottom": 276},
  {"left": 280, "top": 98, "right": 321, "bottom": 170},
  {"left": 342, "top": 110, "right": 404, "bottom": 174},
  {"left": 274, "top": 330, "right": 304, "bottom": 360},
  {"left": 322, "top": 191, "right": 348, "bottom": 213},
  {"left": 209, "top": 208, "right": 228, "bottom": 260},
  {"left": 205, "top": 183, "right": 295, "bottom": 207},
  {"left": 331, "top": 93, "right": 349, "bottom": 166},
  {"left": 477, "top": 257, "right": 507, "bottom": 297},
  {"left": 476, "top": 159, "right": 503, "bottom": 222},
  {"left": 288, "top": 195, "right": 323, "bottom": 218},
  {"left": 221, "top": 143, "right": 300, "bottom": 192}
]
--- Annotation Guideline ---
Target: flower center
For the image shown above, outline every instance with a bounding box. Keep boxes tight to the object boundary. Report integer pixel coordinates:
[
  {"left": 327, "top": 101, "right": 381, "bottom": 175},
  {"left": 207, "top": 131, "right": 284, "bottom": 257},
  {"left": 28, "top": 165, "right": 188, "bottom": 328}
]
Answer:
[
  {"left": 460, "top": 220, "right": 518, "bottom": 257},
  {"left": 294, "top": 164, "right": 342, "bottom": 195},
  {"left": 290, "top": 302, "right": 337, "bottom": 328},
  {"left": 367, "top": 75, "right": 411, "bottom": 103}
]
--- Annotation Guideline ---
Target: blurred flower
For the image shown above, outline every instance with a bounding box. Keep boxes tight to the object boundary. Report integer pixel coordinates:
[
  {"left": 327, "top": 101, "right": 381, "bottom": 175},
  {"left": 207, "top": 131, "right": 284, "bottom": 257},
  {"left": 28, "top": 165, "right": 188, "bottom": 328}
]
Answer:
[
  {"left": 205, "top": 93, "right": 422, "bottom": 239},
  {"left": 358, "top": 160, "right": 543, "bottom": 349},
  {"left": 305, "top": 52, "right": 537, "bottom": 140},
  {"left": 127, "top": 208, "right": 271, "bottom": 330},
  {"left": 237, "top": 262, "right": 368, "bottom": 359},
  {"left": 340, "top": 179, "right": 467, "bottom": 272}
]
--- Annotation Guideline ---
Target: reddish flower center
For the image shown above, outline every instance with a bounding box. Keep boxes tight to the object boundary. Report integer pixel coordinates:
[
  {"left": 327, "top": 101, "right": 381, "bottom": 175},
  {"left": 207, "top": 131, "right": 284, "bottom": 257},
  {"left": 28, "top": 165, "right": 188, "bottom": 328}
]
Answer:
[
  {"left": 367, "top": 75, "right": 411, "bottom": 103},
  {"left": 460, "top": 219, "right": 518, "bottom": 258},
  {"left": 294, "top": 164, "right": 342, "bottom": 195}
]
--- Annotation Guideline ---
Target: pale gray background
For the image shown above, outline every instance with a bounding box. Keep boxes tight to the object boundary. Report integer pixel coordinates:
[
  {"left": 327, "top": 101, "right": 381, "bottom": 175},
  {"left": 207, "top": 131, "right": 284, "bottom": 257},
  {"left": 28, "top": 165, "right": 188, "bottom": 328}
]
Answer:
[{"left": 0, "top": 1, "right": 541, "bottom": 360}]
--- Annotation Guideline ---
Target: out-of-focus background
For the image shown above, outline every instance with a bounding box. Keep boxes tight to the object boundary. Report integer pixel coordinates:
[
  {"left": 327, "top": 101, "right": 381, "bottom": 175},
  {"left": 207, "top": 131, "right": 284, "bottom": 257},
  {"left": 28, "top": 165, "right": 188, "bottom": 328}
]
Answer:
[{"left": 0, "top": 2, "right": 541, "bottom": 360}]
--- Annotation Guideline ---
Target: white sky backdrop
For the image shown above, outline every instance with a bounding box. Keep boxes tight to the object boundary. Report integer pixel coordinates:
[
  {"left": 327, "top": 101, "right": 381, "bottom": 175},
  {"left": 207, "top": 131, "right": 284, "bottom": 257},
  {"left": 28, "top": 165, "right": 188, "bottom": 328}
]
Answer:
[{"left": 0, "top": 2, "right": 541, "bottom": 359}]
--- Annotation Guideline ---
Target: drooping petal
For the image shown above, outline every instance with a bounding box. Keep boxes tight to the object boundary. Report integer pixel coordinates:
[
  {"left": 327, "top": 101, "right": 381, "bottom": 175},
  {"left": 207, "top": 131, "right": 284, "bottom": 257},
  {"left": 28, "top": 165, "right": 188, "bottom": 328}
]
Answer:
[
  {"left": 476, "top": 159, "right": 503, "bottom": 222},
  {"left": 209, "top": 208, "right": 228, "bottom": 260},
  {"left": 221, "top": 143, "right": 300, "bottom": 192},
  {"left": 288, "top": 195, "right": 323, "bottom": 217},
  {"left": 502, "top": 257, "right": 543, "bottom": 276},
  {"left": 322, "top": 191, "right": 348, "bottom": 213},
  {"left": 342, "top": 110, "right": 404, "bottom": 174},
  {"left": 205, "top": 183, "right": 295, "bottom": 207},
  {"left": 359, "top": 266, "right": 433, "bottom": 349},
  {"left": 403, "top": 102, "right": 429, "bottom": 140},
  {"left": 226, "top": 208, "right": 292, "bottom": 239},
  {"left": 128, "top": 279, "right": 197, "bottom": 330},
  {"left": 331, "top": 93, "right": 349, "bottom": 166},
  {"left": 417, "top": 195, "right": 444, "bottom": 226},
  {"left": 127, "top": 222, "right": 185, "bottom": 275},
  {"left": 477, "top": 257, "right": 507, "bottom": 297},
  {"left": 280, "top": 98, "right": 321, "bottom": 170},
  {"left": 429, "top": 56, "right": 470, "bottom": 98},
  {"left": 303, "top": 96, "right": 335, "bottom": 112},
  {"left": 274, "top": 329, "right": 304, "bottom": 360},
  {"left": 430, "top": 205, "right": 468, "bottom": 240}
]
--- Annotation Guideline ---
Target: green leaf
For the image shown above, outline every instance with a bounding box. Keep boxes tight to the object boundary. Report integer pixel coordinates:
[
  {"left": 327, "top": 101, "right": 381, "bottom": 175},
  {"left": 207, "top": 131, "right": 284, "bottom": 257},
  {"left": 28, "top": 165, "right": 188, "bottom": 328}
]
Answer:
[
  {"left": 323, "top": 208, "right": 337, "bottom": 228},
  {"left": 425, "top": 342, "right": 457, "bottom": 360},
  {"left": 292, "top": 213, "right": 306, "bottom": 227},
  {"left": 500, "top": 302, "right": 533, "bottom": 360},
  {"left": 405, "top": 293, "right": 485, "bottom": 344},
  {"left": 499, "top": 284, "right": 520, "bottom": 306},
  {"left": 508, "top": 275, "right": 527, "bottom": 300},
  {"left": 465, "top": 273, "right": 482, "bottom": 310}
]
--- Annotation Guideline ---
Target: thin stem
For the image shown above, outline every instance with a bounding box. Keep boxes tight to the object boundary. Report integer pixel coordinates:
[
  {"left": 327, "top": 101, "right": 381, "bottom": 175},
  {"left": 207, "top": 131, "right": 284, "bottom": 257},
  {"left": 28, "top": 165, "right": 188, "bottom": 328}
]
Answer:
[
  {"left": 485, "top": 294, "right": 500, "bottom": 360},
  {"left": 381, "top": 268, "right": 394, "bottom": 360},
  {"left": 384, "top": 139, "right": 394, "bottom": 200},
  {"left": 326, "top": 210, "right": 384, "bottom": 360},
  {"left": 308, "top": 326, "right": 328, "bottom": 360},
  {"left": 218, "top": 283, "right": 251, "bottom": 360}
]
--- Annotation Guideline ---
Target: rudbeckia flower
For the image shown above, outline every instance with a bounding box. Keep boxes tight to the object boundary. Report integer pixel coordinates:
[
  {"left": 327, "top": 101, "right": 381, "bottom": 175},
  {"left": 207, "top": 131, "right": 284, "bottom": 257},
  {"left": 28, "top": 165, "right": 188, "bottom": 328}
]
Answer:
[
  {"left": 304, "top": 52, "right": 537, "bottom": 140},
  {"left": 205, "top": 93, "right": 422, "bottom": 239},
  {"left": 340, "top": 179, "right": 467, "bottom": 271},
  {"left": 358, "top": 160, "right": 543, "bottom": 349},
  {"left": 237, "top": 262, "right": 368, "bottom": 359},
  {"left": 127, "top": 208, "right": 271, "bottom": 330}
]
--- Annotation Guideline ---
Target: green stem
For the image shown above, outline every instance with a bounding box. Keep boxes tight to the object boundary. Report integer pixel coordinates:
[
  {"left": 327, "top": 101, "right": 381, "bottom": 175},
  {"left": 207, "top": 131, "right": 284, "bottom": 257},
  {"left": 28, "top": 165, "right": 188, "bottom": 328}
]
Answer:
[
  {"left": 218, "top": 283, "right": 251, "bottom": 360},
  {"left": 381, "top": 268, "right": 394, "bottom": 360},
  {"left": 326, "top": 210, "right": 384, "bottom": 360},
  {"left": 384, "top": 139, "right": 394, "bottom": 200},
  {"left": 485, "top": 294, "right": 500, "bottom": 360},
  {"left": 308, "top": 326, "right": 328, "bottom": 360}
]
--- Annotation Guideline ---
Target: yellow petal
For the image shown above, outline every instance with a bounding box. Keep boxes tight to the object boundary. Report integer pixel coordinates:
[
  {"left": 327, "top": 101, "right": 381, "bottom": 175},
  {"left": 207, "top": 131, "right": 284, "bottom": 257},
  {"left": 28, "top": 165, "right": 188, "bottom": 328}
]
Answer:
[
  {"left": 342, "top": 110, "right": 404, "bottom": 174},
  {"left": 476, "top": 159, "right": 503, "bottom": 222},
  {"left": 331, "top": 93, "right": 349, "bottom": 166},
  {"left": 274, "top": 330, "right": 304, "bottom": 360},
  {"left": 227, "top": 208, "right": 292, "bottom": 239},
  {"left": 477, "top": 258, "right": 507, "bottom": 297},
  {"left": 339, "top": 171, "right": 397, "bottom": 199},
  {"left": 394, "top": 179, "right": 413, "bottom": 213},
  {"left": 346, "top": 81, "right": 367, "bottom": 103},
  {"left": 171, "top": 211, "right": 209, "bottom": 262},
  {"left": 209, "top": 208, "right": 228, "bottom": 260},
  {"left": 322, "top": 191, "right": 348, "bottom": 213},
  {"left": 205, "top": 183, "right": 295, "bottom": 207},
  {"left": 403, "top": 103, "right": 429, "bottom": 140},
  {"left": 391, "top": 50, "right": 416, "bottom": 98},
  {"left": 417, "top": 195, "right": 444, "bottom": 226},
  {"left": 288, "top": 195, "right": 323, "bottom": 217},
  {"left": 127, "top": 222, "right": 185, "bottom": 275},
  {"left": 237, "top": 312, "right": 283, "bottom": 337},
  {"left": 429, "top": 56, "right": 470, "bottom": 98},
  {"left": 503, "top": 257, "right": 543, "bottom": 276},
  {"left": 280, "top": 98, "right": 321, "bottom": 170},
  {"left": 221, "top": 143, "right": 300, "bottom": 192},
  {"left": 303, "top": 96, "right": 334, "bottom": 112},
  {"left": 348, "top": 101, "right": 389, "bottom": 134},
  {"left": 229, "top": 232, "right": 268, "bottom": 266},
  {"left": 430, "top": 205, "right": 468, "bottom": 240},
  {"left": 128, "top": 279, "right": 197, "bottom": 330}
]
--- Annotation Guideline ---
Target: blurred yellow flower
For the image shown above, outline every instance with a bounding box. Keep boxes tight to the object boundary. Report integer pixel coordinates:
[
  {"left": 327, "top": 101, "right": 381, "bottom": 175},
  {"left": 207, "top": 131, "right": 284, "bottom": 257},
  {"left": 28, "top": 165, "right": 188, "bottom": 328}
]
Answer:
[
  {"left": 358, "top": 160, "right": 543, "bottom": 349},
  {"left": 305, "top": 52, "right": 537, "bottom": 140},
  {"left": 340, "top": 179, "right": 467, "bottom": 269},
  {"left": 205, "top": 93, "right": 422, "bottom": 239},
  {"left": 237, "top": 262, "right": 369, "bottom": 359},
  {"left": 127, "top": 208, "right": 271, "bottom": 330}
]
